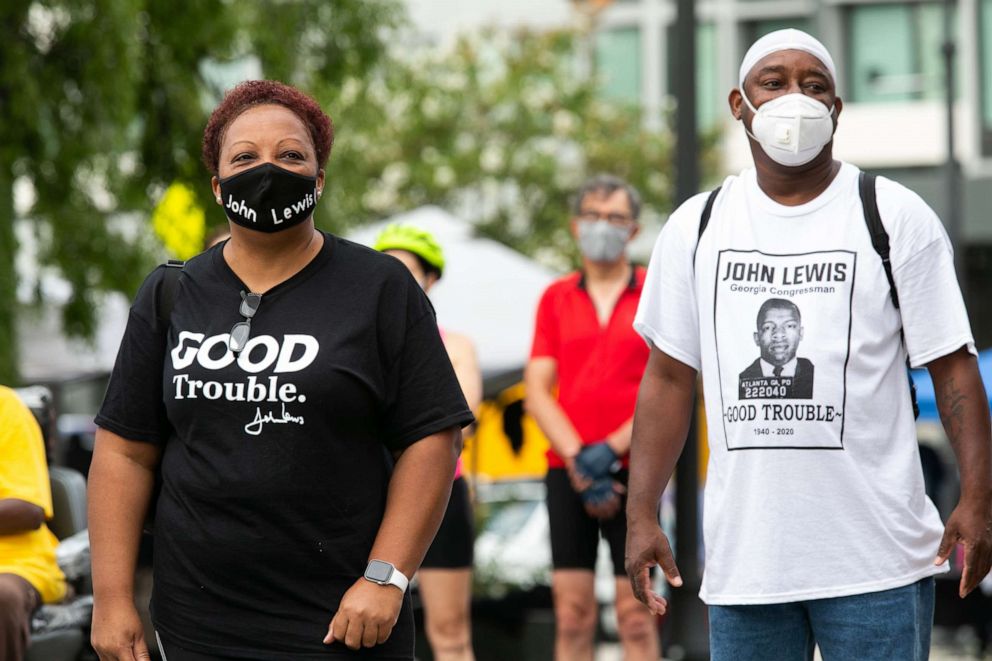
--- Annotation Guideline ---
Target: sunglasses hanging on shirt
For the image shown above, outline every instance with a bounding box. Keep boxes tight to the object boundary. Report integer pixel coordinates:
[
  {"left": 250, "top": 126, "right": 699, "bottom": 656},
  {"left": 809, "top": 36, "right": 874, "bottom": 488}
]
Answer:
[{"left": 230, "top": 291, "right": 262, "bottom": 353}]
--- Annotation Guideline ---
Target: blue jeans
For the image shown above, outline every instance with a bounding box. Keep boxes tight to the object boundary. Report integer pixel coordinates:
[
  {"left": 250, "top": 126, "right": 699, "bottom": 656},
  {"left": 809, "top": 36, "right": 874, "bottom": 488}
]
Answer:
[{"left": 709, "top": 577, "right": 935, "bottom": 661}]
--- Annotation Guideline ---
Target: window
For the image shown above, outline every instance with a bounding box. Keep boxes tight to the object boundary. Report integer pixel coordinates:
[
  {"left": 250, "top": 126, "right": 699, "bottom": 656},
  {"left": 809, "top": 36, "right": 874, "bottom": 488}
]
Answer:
[
  {"left": 596, "top": 26, "right": 642, "bottom": 105},
  {"left": 847, "top": 3, "right": 957, "bottom": 103},
  {"left": 980, "top": 0, "right": 992, "bottom": 153},
  {"left": 697, "top": 22, "right": 719, "bottom": 129},
  {"left": 666, "top": 22, "right": 720, "bottom": 129}
]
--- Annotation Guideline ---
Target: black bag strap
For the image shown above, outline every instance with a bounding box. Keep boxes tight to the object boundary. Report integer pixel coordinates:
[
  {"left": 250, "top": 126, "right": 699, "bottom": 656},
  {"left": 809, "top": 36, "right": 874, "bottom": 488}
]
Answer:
[
  {"left": 693, "top": 186, "right": 722, "bottom": 268},
  {"left": 157, "top": 259, "right": 186, "bottom": 327},
  {"left": 858, "top": 172, "right": 919, "bottom": 418},
  {"left": 145, "top": 259, "right": 184, "bottom": 535},
  {"left": 858, "top": 172, "right": 900, "bottom": 310}
]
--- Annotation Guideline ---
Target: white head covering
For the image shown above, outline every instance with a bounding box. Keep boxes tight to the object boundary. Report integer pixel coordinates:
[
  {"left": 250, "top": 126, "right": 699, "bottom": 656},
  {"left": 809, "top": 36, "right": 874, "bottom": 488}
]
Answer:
[{"left": 738, "top": 28, "right": 837, "bottom": 88}]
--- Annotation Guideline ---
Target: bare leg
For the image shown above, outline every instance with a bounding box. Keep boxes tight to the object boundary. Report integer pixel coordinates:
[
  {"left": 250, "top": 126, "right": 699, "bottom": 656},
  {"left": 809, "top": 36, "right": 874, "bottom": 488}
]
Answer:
[
  {"left": 551, "top": 569, "right": 597, "bottom": 661},
  {"left": 615, "top": 577, "right": 660, "bottom": 660},
  {"left": 0, "top": 573, "right": 39, "bottom": 661},
  {"left": 418, "top": 568, "right": 474, "bottom": 661}
]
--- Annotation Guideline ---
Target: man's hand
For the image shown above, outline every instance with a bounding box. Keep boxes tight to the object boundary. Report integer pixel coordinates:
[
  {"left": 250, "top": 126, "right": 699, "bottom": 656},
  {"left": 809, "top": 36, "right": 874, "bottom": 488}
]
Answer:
[
  {"left": 581, "top": 477, "right": 625, "bottom": 520},
  {"left": 574, "top": 442, "right": 620, "bottom": 481},
  {"left": 935, "top": 498, "right": 992, "bottom": 598},
  {"left": 324, "top": 578, "right": 404, "bottom": 650},
  {"left": 927, "top": 347, "right": 992, "bottom": 598},
  {"left": 91, "top": 597, "right": 151, "bottom": 661},
  {"left": 625, "top": 521, "right": 682, "bottom": 616}
]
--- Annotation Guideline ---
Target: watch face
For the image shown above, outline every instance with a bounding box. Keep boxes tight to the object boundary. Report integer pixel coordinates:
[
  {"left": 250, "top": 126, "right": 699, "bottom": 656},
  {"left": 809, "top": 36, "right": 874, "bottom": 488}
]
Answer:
[{"left": 365, "top": 560, "right": 394, "bottom": 583}]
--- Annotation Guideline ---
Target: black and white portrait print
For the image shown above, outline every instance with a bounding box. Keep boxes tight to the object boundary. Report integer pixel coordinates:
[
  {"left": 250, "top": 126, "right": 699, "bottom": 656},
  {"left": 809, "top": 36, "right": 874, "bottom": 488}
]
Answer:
[{"left": 738, "top": 298, "right": 814, "bottom": 400}]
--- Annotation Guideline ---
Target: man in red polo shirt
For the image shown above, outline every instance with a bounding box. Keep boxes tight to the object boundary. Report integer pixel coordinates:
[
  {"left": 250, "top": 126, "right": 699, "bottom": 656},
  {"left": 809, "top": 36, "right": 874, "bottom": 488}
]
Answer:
[{"left": 525, "top": 174, "right": 658, "bottom": 661}]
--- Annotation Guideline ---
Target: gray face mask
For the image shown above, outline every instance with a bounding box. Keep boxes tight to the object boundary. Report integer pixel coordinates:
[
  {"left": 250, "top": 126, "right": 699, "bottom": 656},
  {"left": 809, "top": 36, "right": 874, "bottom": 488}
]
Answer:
[{"left": 577, "top": 220, "right": 631, "bottom": 263}]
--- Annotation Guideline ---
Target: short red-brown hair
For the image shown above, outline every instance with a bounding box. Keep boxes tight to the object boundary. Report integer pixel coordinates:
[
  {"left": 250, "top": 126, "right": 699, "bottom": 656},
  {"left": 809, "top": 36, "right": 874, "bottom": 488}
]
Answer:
[{"left": 201, "top": 80, "right": 334, "bottom": 175}]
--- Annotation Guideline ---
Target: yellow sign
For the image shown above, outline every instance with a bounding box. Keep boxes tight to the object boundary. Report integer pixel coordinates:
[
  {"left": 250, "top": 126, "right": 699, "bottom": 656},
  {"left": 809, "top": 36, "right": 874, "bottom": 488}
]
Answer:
[
  {"left": 153, "top": 182, "right": 206, "bottom": 260},
  {"left": 462, "top": 382, "right": 549, "bottom": 481}
]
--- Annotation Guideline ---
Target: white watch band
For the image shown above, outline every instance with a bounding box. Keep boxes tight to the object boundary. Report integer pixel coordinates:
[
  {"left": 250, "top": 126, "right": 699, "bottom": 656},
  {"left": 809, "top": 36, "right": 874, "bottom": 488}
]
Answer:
[
  {"left": 387, "top": 567, "right": 409, "bottom": 592},
  {"left": 364, "top": 559, "right": 409, "bottom": 592}
]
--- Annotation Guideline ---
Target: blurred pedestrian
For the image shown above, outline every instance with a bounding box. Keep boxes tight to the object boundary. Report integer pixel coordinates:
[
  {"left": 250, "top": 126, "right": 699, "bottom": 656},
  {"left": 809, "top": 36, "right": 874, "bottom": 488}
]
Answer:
[
  {"left": 627, "top": 29, "right": 992, "bottom": 661},
  {"left": 525, "top": 174, "right": 660, "bottom": 661},
  {"left": 0, "top": 386, "right": 67, "bottom": 661},
  {"left": 88, "top": 80, "right": 474, "bottom": 661},
  {"left": 376, "top": 223, "right": 482, "bottom": 661}
]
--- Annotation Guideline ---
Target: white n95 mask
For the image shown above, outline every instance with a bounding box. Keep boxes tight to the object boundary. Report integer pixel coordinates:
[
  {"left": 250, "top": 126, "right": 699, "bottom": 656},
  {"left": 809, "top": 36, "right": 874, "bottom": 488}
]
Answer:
[{"left": 742, "top": 92, "right": 835, "bottom": 167}]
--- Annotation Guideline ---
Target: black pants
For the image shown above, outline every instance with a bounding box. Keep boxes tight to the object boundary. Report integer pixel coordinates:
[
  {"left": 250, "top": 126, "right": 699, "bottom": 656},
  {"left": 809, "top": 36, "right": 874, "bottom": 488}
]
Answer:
[
  {"left": 545, "top": 468, "right": 628, "bottom": 575},
  {"left": 420, "top": 476, "right": 474, "bottom": 569}
]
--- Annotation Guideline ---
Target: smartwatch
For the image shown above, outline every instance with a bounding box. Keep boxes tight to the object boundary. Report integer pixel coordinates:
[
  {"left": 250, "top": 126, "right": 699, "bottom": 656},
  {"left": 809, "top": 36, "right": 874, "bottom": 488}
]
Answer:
[{"left": 364, "top": 559, "right": 409, "bottom": 592}]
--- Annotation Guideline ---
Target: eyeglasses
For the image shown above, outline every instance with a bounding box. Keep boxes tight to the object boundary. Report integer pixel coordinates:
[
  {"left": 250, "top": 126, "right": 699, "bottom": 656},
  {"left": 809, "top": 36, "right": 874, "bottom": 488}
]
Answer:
[
  {"left": 577, "top": 211, "right": 634, "bottom": 226},
  {"left": 229, "top": 291, "right": 262, "bottom": 354}
]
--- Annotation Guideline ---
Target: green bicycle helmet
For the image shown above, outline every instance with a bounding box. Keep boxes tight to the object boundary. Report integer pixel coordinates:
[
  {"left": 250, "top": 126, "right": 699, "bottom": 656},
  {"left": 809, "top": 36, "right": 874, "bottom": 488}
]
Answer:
[{"left": 373, "top": 223, "right": 445, "bottom": 276}]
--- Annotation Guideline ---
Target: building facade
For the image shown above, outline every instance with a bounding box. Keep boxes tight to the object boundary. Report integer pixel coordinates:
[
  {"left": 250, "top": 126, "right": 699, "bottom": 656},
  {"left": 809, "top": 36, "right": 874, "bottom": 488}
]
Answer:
[{"left": 595, "top": 0, "right": 992, "bottom": 345}]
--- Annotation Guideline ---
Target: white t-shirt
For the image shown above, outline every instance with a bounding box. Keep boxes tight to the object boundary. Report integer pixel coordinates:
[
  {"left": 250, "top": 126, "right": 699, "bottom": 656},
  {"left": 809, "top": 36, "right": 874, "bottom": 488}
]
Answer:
[{"left": 635, "top": 161, "right": 975, "bottom": 605}]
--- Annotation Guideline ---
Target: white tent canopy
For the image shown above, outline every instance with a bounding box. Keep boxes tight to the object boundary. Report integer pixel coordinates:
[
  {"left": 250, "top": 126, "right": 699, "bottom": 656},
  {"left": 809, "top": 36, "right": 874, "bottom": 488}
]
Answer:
[{"left": 347, "top": 206, "right": 556, "bottom": 376}]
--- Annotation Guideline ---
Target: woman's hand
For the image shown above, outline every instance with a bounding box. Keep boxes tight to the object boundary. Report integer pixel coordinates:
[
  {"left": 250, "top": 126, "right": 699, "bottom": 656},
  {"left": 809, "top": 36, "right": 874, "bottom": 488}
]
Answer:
[
  {"left": 91, "top": 596, "right": 151, "bottom": 661},
  {"left": 324, "top": 429, "right": 456, "bottom": 650},
  {"left": 89, "top": 430, "right": 160, "bottom": 660},
  {"left": 323, "top": 579, "right": 404, "bottom": 650}
]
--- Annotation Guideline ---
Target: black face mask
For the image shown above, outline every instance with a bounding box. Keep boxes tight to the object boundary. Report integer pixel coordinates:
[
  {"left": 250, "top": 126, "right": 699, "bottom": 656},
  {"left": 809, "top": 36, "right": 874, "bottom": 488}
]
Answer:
[{"left": 218, "top": 163, "right": 319, "bottom": 233}]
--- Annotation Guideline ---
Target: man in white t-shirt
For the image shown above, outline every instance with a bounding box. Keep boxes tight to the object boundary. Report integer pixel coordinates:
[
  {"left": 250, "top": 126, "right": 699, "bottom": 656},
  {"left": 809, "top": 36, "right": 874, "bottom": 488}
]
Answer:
[{"left": 625, "top": 29, "right": 992, "bottom": 660}]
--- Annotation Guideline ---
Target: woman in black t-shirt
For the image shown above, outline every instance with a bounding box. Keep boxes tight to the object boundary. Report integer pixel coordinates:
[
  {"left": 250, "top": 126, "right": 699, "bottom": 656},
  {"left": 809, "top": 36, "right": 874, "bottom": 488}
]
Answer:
[{"left": 88, "top": 80, "right": 474, "bottom": 661}]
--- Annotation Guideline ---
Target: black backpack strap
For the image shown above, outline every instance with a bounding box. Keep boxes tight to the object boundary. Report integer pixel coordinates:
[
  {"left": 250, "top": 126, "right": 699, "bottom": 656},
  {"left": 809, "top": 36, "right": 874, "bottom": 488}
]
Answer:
[
  {"left": 146, "top": 259, "right": 184, "bottom": 534},
  {"left": 859, "top": 172, "right": 919, "bottom": 418},
  {"left": 157, "top": 259, "right": 186, "bottom": 328},
  {"left": 858, "top": 172, "right": 899, "bottom": 310},
  {"left": 693, "top": 186, "right": 722, "bottom": 269}
]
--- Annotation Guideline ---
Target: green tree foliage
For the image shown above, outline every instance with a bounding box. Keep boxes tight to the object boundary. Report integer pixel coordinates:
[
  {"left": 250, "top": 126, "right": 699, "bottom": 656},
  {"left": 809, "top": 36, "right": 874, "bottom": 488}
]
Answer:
[
  {"left": 1, "top": 0, "right": 147, "bottom": 383},
  {"left": 240, "top": 0, "right": 401, "bottom": 86},
  {"left": 312, "top": 29, "right": 708, "bottom": 270},
  {"left": 0, "top": 0, "right": 399, "bottom": 383},
  {"left": 2, "top": 1, "right": 711, "bottom": 384}
]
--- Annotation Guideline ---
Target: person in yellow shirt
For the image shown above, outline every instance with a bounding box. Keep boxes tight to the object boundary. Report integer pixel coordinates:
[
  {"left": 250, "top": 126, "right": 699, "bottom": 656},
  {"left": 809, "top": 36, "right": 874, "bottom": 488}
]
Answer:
[{"left": 0, "top": 385, "right": 66, "bottom": 661}]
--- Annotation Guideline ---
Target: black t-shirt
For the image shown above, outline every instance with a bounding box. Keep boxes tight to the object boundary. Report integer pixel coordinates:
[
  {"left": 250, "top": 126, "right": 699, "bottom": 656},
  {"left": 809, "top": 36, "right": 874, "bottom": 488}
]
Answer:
[{"left": 96, "top": 234, "right": 474, "bottom": 660}]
